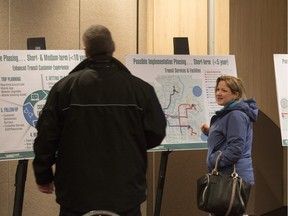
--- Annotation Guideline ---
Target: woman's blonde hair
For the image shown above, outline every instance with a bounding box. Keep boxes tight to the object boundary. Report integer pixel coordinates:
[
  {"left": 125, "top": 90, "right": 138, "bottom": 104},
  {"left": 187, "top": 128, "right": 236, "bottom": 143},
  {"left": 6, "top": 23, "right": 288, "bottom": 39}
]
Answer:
[{"left": 215, "top": 75, "right": 247, "bottom": 100}]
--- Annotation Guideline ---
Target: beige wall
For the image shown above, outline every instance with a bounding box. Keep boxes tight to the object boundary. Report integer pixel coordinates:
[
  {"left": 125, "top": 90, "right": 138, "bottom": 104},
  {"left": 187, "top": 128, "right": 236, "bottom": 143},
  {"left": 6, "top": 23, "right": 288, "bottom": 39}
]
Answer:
[
  {"left": 0, "top": 0, "right": 287, "bottom": 216},
  {"left": 5, "top": 0, "right": 138, "bottom": 59},
  {"left": 149, "top": 0, "right": 208, "bottom": 55},
  {"left": 146, "top": 0, "right": 229, "bottom": 55},
  {"left": 0, "top": 0, "right": 9, "bottom": 49}
]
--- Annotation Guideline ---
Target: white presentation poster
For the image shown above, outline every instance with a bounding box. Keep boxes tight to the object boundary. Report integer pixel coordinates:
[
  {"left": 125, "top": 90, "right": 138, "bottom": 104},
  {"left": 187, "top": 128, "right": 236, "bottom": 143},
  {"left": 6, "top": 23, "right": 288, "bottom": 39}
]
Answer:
[
  {"left": 0, "top": 50, "right": 85, "bottom": 161},
  {"left": 126, "top": 54, "right": 237, "bottom": 150},
  {"left": 273, "top": 54, "right": 288, "bottom": 146}
]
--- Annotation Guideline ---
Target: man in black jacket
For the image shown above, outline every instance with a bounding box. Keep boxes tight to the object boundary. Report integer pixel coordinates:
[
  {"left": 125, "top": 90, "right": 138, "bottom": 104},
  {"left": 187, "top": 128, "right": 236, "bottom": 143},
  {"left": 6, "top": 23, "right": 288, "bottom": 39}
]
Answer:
[{"left": 33, "top": 25, "right": 166, "bottom": 216}]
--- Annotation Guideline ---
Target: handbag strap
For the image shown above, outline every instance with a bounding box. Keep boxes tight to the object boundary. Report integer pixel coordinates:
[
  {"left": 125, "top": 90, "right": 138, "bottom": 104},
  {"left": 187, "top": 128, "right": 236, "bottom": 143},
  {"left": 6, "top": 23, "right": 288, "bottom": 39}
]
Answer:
[
  {"left": 211, "top": 152, "right": 222, "bottom": 174},
  {"left": 212, "top": 151, "right": 239, "bottom": 177},
  {"left": 231, "top": 165, "right": 238, "bottom": 177},
  {"left": 225, "top": 177, "right": 238, "bottom": 216}
]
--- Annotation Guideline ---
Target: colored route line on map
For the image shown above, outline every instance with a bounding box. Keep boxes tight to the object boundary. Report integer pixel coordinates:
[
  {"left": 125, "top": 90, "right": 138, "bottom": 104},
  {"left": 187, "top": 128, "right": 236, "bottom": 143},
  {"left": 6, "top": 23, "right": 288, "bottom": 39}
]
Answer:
[
  {"left": 178, "top": 103, "right": 198, "bottom": 135},
  {"left": 163, "top": 85, "right": 199, "bottom": 136},
  {"left": 163, "top": 86, "right": 178, "bottom": 110},
  {"left": 282, "top": 113, "right": 288, "bottom": 117}
]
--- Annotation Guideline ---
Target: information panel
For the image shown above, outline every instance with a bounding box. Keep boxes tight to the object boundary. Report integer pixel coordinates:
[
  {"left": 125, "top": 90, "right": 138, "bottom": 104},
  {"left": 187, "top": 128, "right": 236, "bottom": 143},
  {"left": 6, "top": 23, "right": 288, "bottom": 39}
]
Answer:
[
  {"left": 273, "top": 54, "right": 288, "bottom": 146},
  {"left": 0, "top": 50, "right": 85, "bottom": 161},
  {"left": 126, "top": 54, "right": 237, "bottom": 150}
]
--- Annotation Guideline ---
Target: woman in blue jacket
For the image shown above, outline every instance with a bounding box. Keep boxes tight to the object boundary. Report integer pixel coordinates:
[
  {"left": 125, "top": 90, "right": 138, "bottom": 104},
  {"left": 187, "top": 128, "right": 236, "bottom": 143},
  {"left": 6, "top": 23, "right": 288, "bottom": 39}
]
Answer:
[{"left": 201, "top": 75, "right": 258, "bottom": 215}]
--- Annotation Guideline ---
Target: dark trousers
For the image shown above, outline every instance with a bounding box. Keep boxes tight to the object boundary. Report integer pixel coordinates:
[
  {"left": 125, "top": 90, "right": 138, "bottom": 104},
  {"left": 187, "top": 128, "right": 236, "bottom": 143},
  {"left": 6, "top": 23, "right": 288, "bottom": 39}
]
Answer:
[{"left": 59, "top": 205, "right": 141, "bottom": 216}]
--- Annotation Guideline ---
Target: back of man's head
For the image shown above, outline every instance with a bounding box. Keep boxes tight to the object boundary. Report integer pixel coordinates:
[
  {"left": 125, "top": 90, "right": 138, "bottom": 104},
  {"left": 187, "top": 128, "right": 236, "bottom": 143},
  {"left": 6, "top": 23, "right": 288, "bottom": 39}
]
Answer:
[{"left": 83, "top": 25, "right": 115, "bottom": 57}]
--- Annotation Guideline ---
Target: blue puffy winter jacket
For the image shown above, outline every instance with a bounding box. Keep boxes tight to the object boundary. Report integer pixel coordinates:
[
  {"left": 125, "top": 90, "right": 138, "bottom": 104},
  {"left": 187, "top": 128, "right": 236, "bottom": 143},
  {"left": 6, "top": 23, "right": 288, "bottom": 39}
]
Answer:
[{"left": 207, "top": 99, "right": 258, "bottom": 184}]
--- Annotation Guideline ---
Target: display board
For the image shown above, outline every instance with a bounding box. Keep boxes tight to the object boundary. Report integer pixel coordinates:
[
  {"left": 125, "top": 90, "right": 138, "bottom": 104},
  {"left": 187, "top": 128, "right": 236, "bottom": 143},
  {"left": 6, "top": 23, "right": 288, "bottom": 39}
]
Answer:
[
  {"left": 273, "top": 54, "right": 288, "bottom": 146},
  {"left": 126, "top": 54, "right": 237, "bottom": 150},
  {"left": 0, "top": 50, "right": 85, "bottom": 161}
]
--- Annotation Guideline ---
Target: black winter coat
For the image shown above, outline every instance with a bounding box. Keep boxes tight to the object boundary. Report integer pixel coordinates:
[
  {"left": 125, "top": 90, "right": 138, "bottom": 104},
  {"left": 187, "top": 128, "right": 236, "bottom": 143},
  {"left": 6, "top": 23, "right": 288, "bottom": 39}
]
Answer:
[{"left": 33, "top": 55, "right": 166, "bottom": 213}]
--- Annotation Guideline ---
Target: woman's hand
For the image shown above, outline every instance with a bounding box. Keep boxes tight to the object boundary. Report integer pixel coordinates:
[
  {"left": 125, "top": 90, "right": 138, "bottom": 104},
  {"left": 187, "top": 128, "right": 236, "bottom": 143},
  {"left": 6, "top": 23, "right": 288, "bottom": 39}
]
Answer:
[{"left": 200, "top": 123, "right": 209, "bottom": 136}]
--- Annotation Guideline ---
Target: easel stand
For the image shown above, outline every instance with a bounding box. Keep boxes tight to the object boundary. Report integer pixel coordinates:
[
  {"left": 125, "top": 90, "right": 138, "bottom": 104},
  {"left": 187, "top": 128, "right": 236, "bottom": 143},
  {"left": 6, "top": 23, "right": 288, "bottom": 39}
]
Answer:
[
  {"left": 154, "top": 150, "right": 172, "bottom": 216},
  {"left": 11, "top": 38, "right": 47, "bottom": 216},
  {"left": 153, "top": 38, "right": 190, "bottom": 216},
  {"left": 13, "top": 159, "right": 28, "bottom": 216}
]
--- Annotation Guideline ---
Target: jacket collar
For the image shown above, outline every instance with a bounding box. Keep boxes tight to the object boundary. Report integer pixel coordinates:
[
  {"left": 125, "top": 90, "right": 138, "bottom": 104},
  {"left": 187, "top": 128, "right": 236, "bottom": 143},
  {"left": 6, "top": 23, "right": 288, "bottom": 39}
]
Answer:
[{"left": 69, "top": 55, "right": 131, "bottom": 75}]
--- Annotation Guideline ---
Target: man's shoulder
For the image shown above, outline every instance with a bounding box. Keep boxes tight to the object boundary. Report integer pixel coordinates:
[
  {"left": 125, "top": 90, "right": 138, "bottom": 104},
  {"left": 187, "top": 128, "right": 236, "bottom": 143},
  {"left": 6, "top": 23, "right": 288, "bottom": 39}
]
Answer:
[
  {"left": 129, "top": 74, "right": 155, "bottom": 92},
  {"left": 50, "top": 71, "right": 80, "bottom": 90}
]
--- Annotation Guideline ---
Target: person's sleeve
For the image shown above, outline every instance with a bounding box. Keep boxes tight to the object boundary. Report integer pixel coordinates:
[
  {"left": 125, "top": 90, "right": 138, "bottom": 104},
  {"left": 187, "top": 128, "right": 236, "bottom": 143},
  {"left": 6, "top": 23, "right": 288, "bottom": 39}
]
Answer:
[
  {"left": 32, "top": 89, "right": 62, "bottom": 185},
  {"left": 143, "top": 87, "right": 167, "bottom": 149},
  {"left": 217, "top": 111, "right": 248, "bottom": 168}
]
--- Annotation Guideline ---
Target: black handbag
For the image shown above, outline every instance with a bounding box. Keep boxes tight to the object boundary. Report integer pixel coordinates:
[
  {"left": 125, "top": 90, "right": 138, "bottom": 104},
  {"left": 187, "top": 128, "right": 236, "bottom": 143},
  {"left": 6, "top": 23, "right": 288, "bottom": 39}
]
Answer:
[{"left": 197, "top": 152, "right": 251, "bottom": 216}]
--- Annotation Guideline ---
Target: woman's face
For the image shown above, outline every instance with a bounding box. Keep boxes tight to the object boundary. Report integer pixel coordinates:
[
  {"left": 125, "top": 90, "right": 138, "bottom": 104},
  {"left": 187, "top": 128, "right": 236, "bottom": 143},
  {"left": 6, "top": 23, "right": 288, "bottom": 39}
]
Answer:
[{"left": 215, "top": 80, "right": 238, "bottom": 106}]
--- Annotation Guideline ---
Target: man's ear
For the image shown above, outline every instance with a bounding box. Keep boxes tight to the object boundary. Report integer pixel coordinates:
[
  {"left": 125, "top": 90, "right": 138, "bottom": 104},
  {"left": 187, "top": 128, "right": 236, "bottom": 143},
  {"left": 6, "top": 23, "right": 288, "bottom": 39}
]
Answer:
[
  {"left": 111, "top": 42, "right": 115, "bottom": 53},
  {"left": 84, "top": 48, "right": 90, "bottom": 57}
]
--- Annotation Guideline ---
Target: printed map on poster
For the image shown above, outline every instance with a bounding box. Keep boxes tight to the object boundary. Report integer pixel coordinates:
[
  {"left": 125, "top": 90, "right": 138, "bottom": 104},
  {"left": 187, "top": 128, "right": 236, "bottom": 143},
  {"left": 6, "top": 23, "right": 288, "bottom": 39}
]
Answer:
[
  {"left": 273, "top": 54, "right": 288, "bottom": 146},
  {"left": 126, "top": 54, "right": 237, "bottom": 150},
  {"left": 0, "top": 50, "right": 85, "bottom": 161}
]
